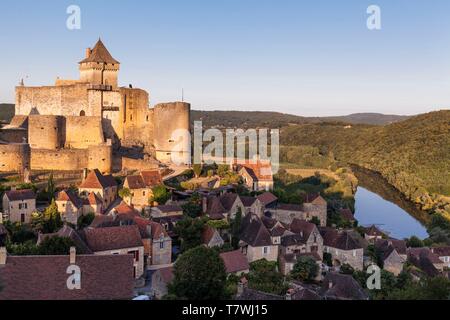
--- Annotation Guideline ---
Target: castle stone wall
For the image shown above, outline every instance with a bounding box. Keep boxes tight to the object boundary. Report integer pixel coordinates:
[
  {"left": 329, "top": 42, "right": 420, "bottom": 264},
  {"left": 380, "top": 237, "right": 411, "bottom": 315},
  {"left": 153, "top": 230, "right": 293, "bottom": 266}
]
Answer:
[
  {"left": 88, "top": 143, "right": 113, "bottom": 174},
  {"left": 28, "top": 115, "right": 62, "bottom": 150},
  {"left": 153, "top": 102, "right": 190, "bottom": 164},
  {"left": 0, "top": 144, "right": 30, "bottom": 172},
  {"left": 30, "top": 149, "right": 88, "bottom": 171},
  {"left": 65, "top": 116, "right": 104, "bottom": 149}
]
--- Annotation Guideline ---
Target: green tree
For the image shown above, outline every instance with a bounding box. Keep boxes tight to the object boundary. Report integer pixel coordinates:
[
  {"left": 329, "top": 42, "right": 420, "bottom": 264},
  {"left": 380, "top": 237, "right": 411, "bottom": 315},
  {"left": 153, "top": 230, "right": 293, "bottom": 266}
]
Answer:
[
  {"left": 230, "top": 208, "right": 243, "bottom": 249},
  {"left": 406, "top": 236, "right": 424, "bottom": 248},
  {"left": 248, "top": 259, "right": 287, "bottom": 295},
  {"left": 118, "top": 188, "right": 131, "bottom": 200},
  {"left": 291, "top": 256, "right": 319, "bottom": 282},
  {"left": 150, "top": 185, "right": 170, "bottom": 205},
  {"left": 32, "top": 199, "right": 62, "bottom": 233},
  {"left": 310, "top": 216, "right": 321, "bottom": 226},
  {"left": 168, "top": 246, "right": 227, "bottom": 300},
  {"left": 182, "top": 202, "right": 202, "bottom": 218},
  {"left": 77, "top": 212, "right": 95, "bottom": 229},
  {"left": 38, "top": 236, "right": 76, "bottom": 255},
  {"left": 46, "top": 173, "right": 56, "bottom": 201},
  {"left": 193, "top": 164, "right": 203, "bottom": 178},
  {"left": 174, "top": 217, "right": 206, "bottom": 252}
]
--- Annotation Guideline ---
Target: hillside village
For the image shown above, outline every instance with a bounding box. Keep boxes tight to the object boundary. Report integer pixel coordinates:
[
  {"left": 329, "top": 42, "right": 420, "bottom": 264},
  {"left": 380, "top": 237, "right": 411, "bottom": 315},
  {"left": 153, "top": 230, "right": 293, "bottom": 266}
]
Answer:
[{"left": 1, "top": 159, "right": 450, "bottom": 301}]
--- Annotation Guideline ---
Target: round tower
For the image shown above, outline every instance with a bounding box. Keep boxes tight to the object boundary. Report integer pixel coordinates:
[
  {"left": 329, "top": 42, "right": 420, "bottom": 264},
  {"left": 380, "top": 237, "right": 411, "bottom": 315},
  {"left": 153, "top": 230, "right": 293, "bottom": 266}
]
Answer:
[{"left": 153, "top": 102, "right": 191, "bottom": 164}]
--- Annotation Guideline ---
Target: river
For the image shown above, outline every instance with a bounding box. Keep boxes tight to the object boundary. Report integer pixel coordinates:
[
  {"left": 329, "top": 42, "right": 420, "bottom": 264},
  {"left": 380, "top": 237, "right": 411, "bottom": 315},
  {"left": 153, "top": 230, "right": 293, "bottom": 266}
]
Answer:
[{"left": 353, "top": 167, "right": 429, "bottom": 240}]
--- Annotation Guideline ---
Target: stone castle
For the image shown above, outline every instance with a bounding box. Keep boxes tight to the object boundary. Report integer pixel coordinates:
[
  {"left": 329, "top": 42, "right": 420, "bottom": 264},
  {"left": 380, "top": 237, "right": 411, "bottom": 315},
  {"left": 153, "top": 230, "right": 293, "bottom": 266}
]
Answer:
[{"left": 0, "top": 39, "right": 191, "bottom": 174}]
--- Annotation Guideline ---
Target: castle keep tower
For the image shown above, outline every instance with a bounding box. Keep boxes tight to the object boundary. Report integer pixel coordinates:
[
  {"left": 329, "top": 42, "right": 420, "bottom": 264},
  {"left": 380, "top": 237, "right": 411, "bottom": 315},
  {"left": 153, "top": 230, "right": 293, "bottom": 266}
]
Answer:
[{"left": 79, "top": 39, "right": 120, "bottom": 88}]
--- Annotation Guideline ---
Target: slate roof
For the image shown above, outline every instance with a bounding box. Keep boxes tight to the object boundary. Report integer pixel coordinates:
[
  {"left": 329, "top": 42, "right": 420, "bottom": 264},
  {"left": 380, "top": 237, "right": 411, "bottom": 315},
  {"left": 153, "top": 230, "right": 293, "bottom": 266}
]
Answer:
[
  {"left": 220, "top": 250, "right": 250, "bottom": 273},
  {"left": 0, "top": 253, "right": 134, "bottom": 300},
  {"left": 83, "top": 225, "right": 143, "bottom": 252},
  {"left": 240, "top": 196, "right": 257, "bottom": 207},
  {"left": 289, "top": 219, "right": 317, "bottom": 239},
  {"left": 276, "top": 203, "right": 303, "bottom": 212},
  {"left": 364, "top": 225, "right": 385, "bottom": 237},
  {"left": 79, "top": 39, "right": 120, "bottom": 64},
  {"left": 4, "top": 189, "right": 35, "bottom": 201},
  {"left": 155, "top": 205, "right": 183, "bottom": 213},
  {"left": 321, "top": 273, "right": 369, "bottom": 300},
  {"left": 375, "top": 238, "right": 407, "bottom": 256},
  {"left": 431, "top": 246, "right": 450, "bottom": 257},
  {"left": 240, "top": 214, "right": 272, "bottom": 247},
  {"left": 79, "top": 169, "right": 117, "bottom": 189},
  {"left": 206, "top": 196, "right": 227, "bottom": 220},
  {"left": 289, "top": 288, "right": 321, "bottom": 300},
  {"left": 339, "top": 208, "right": 355, "bottom": 222},
  {"left": 218, "top": 193, "right": 239, "bottom": 211},
  {"left": 237, "top": 288, "right": 284, "bottom": 300}
]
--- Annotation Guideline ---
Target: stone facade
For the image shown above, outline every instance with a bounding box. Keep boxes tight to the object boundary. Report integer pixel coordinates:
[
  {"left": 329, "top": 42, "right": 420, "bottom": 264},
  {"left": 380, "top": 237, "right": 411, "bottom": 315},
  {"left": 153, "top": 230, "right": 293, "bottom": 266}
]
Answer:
[
  {"left": 324, "top": 246, "right": 364, "bottom": 271},
  {"left": 94, "top": 246, "right": 144, "bottom": 279},
  {"left": 0, "top": 39, "right": 191, "bottom": 174},
  {"left": 2, "top": 193, "right": 36, "bottom": 224},
  {"left": 244, "top": 245, "right": 278, "bottom": 263}
]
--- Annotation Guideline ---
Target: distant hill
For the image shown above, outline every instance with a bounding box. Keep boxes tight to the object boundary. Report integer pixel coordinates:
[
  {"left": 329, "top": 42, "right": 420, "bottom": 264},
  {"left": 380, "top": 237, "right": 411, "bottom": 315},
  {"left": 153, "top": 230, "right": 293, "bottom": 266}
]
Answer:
[
  {"left": 281, "top": 110, "right": 450, "bottom": 217},
  {"left": 191, "top": 110, "right": 409, "bottom": 128},
  {"left": 0, "top": 104, "right": 15, "bottom": 123}
]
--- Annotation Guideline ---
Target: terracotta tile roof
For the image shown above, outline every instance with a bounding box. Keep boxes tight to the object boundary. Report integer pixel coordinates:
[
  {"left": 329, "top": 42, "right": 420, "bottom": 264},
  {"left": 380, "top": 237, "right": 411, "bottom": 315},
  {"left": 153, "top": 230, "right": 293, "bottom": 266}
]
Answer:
[
  {"left": 219, "top": 193, "right": 239, "bottom": 211},
  {"left": 0, "top": 253, "right": 134, "bottom": 300},
  {"left": 87, "top": 192, "right": 103, "bottom": 205},
  {"left": 125, "top": 175, "right": 146, "bottom": 189},
  {"left": 113, "top": 201, "right": 139, "bottom": 216},
  {"left": 375, "top": 238, "right": 407, "bottom": 255},
  {"left": 56, "top": 190, "right": 83, "bottom": 209},
  {"left": 320, "top": 227, "right": 362, "bottom": 251},
  {"left": 4, "top": 189, "right": 35, "bottom": 201},
  {"left": 321, "top": 273, "right": 369, "bottom": 300},
  {"left": 37, "top": 225, "right": 92, "bottom": 254},
  {"left": 220, "top": 250, "right": 250, "bottom": 273},
  {"left": 289, "top": 219, "right": 317, "bottom": 240},
  {"left": 431, "top": 246, "right": 450, "bottom": 257},
  {"left": 303, "top": 193, "right": 326, "bottom": 205},
  {"left": 134, "top": 217, "right": 168, "bottom": 240},
  {"left": 79, "top": 39, "right": 120, "bottom": 64},
  {"left": 202, "top": 225, "right": 218, "bottom": 245},
  {"left": 257, "top": 192, "right": 278, "bottom": 206},
  {"left": 238, "top": 160, "right": 273, "bottom": 181},
  {"left": 240, "top": 214, "right": 272, "bottom": 247},
  {"left": 141, "top": 170, "right": 163, "bottom": 186},
  {"left": 83, "top": 225, "right": 143, "bottom": 252},
  {"left": 157, "top": 266, "right": 174, "bottom": 284},
  {"left": 79, "top": 169, "right": 117, "bottom": 190}
]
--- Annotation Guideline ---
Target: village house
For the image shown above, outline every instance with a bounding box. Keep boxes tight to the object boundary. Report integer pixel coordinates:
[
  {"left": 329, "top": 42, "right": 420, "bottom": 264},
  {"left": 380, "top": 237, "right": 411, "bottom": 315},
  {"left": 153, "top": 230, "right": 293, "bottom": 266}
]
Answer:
[
  {"left": 268, "top": 193, "right": 327, "bottom": 227},
  {"left": 2, "top": 189, "right": 36, "bottom": 223},
  {"left": 407, "top": 247, "right": 444, "bottom": 277},
  {"left": 123, "top": 170, "right": 163, "bottom": 209},
  {"left": 237, "top": 160, "right": 274, "bottom": 192},
  {"left": 151, "top": 204, "right": 183, "bottom": 218},
  {"left": 375, "top": 239, "right": 407, "bottom": 276},
  {"left": 56, "top": 190, "right": 104, "bottom": 225},
  {"left": 240, "top": 196, "right": 264, "bottom": 216},
  {"left": 82, "top": 225, "right": 145, "bottom": 278},
  {"left": 257, "top": 192, "right": 278, "bottom": 209},
  {"left": 363, "top": 225, "right": 386, "bottom": 243},
  {"left": 0, "top": 247, "right": 135, "bottom": 300},
  {"left": 151, "top": 266, "right": 174, "bottom": 299},
  {"left": 320, "top": 273, "right": 369, "bottom": 300},
  {"left": 220, "top": 250, "right": 250, "bottom": 276},
  {"left": 239, "top": 214, "right": 279, "bottom": 263},
  {"left": 152, "top": 215, "right": 184, "bottom": 238},
  {"left": 89, "top": 202, "right": 172, "bottom": 267},
  {"left": 320, "top": 227, "right": 364, "bottom": 271},
  {"left": 79, "top": 169, "right": 118, "bottom": 210},
  {"left": 202, "top": 225, "right": 225, "bottom": 248},
  {"left": 261, "top": 216, "right": 289, "bottom": 245},
  {"left": 430, "top": 246, "right": 450, "bottom": 268}
]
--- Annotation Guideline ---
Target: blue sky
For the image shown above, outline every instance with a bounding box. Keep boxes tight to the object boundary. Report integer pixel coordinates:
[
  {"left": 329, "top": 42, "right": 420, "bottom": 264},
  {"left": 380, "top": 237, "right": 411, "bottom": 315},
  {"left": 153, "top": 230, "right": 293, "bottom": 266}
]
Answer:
[{"left": 1, "top": 0, "right": 450, "bottom": 116}]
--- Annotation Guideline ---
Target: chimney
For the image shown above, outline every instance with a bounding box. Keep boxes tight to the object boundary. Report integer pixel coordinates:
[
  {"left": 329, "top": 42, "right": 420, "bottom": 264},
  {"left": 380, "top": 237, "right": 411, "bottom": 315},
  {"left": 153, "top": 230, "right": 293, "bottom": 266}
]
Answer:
[
  {"left": 0, "top": 247, "right": 7, "bottom": 265},
  {"left": 286, "top": 288, "right": 295, "bottom": 300},
  {"left": 202, "top": 197, "right": 208, "bottom": 214},
  {"left": 70, "top": 247, "right": 76, "bottom": 265},
  {"left": 85, "top": 48, "right": 92, "bottom": 59}
]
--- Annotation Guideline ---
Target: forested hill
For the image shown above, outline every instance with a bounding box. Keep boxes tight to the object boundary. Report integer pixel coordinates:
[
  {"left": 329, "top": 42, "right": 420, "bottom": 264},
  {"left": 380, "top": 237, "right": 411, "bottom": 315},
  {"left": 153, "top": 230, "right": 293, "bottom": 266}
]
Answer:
[
  {"left": 191, "top": 110, "right": 410, "bottom": 128},
  {"left": 281, "top": 110, "right": 450, "bottom": 218}
]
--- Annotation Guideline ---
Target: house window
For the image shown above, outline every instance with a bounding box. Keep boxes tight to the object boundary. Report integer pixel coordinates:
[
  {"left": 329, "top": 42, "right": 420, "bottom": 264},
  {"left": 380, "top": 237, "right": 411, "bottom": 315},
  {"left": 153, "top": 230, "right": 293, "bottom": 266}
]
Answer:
[
  {"left": 143, "top": 191, "right": 146, "bottom": 196},
  {"left": 128, "top": 250, "right": 139, "bottom": 262},
  {"left": 160, "top": 242, "right": 164, "bottom": 249},
  {"left": 21, "top": 214, "right": 25, "bottom": 223},
  {"left": 263, "top": 247, "right": 269, "bottom": 255}
]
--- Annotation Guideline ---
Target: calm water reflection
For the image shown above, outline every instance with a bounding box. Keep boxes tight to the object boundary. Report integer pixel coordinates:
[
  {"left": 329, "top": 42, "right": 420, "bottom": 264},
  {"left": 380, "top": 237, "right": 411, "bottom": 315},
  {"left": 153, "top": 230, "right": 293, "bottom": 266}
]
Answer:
[{"left": 355, "top": 187, "right": 429, "bottom": 240}]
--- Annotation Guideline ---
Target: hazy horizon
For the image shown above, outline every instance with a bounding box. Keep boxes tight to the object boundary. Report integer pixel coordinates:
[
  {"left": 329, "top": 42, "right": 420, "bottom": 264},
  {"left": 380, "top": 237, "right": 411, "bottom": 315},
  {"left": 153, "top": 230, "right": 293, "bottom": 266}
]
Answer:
[{"left": 1, "top": 1, "right": 450, "bottom": 116}]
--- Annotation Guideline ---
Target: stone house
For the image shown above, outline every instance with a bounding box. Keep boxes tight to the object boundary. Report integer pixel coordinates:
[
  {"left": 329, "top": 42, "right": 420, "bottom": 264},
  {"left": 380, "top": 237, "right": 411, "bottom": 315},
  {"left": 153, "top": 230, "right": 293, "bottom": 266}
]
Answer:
[
  {"left": 261, "top": 216, "right": 289, "bottom": 245},
  {"left": 237, "top": 160, "right": 274, "bottom": 192},
  {"left": 79, "top": 169, "right": 118, "bottom": 210},
  {"left": 239, "top": 214, "right": 279, "bottom": 263},
  {"left": 123, "top": 170, "right": 162, "bottom": 209},
  {"left": 56, "top": 190, "right": 104, "bottom": 225},
  {"left": 269, "top": 194, "right": 327, "bottom": 227},
  {"left": 363, "top": 225, "right": 386, "bottom": 243},
  {"left": 83, "top": 225, "right": 145, "bottom": 278},
  {"left": 216, "top": 193, "right": 246, "bottom": 220},
  {"left": 375, "top": 238, "right": 407, "bottom": 275},
  {"left": 151, "top": 266, "right": 174, "bottom": 299},
  {"left": 281, "top": 219, "right": 324, "bottom": 256},
  {"left": 257, "top": 192, "right": 278, "bottom": 209},
  {"left": 240, "top": 196, "right": 264, "bottom": 216},
  {"left": 0, "top": 246, "right": 135, "bottom": 300},
  {"left": 320, "top": 273, "right": 369, "bottom": 300},
  {"left": 135, "top": 217, "right": 172, "bottom": 266},
  {"left": 2, "top": 189, "right": 36, "bottom": 223},
  {"left": 320, "top": 227, "right": 364, "bottom": 271},
  {"left": 202, "top": 225, "right": 225, "bottom": 248},
  {"left": 220, "top": 250, "right": 250, "bottom": 276},
  {"left": 151, "top": 204, "right": 183, "bottom": 218},
  {"left": 430, "top": 246, "right": 450, "bottom": 268},
  {"left": 407, "top": 247, "right": 444, "bottom": 277}
]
